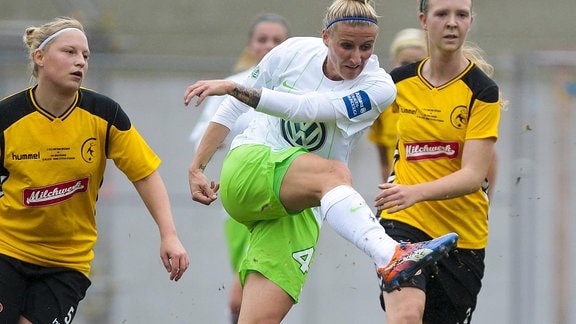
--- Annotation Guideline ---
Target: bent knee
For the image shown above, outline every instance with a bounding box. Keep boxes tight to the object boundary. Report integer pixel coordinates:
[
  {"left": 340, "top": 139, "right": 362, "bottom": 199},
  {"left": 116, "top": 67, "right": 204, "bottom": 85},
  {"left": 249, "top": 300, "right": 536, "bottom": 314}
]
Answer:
[
  {"left": 322, "top": 160, "right": 352, "bottom": 186},
  {"left": 385, "top": 303, "right": 425, "bottom": 324},
  {"left": 383, "top": 289, "right": 426, "bottom": 323}
]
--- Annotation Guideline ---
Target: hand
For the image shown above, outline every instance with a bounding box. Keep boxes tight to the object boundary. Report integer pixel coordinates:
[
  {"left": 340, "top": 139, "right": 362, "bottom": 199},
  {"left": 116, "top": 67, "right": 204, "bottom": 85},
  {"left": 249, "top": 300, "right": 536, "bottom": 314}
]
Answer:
[
  {"left": 188, "top": 168, "right": 219, "bottom": 205},
  {"left": 374, "top": 182, "right": 419, "bottom": 214},
  {"left": 183, "top": 80, "right": 235, "bottom": 107},
  {"left": 160, "top": 235, "right": 189, "bottom": 282}
]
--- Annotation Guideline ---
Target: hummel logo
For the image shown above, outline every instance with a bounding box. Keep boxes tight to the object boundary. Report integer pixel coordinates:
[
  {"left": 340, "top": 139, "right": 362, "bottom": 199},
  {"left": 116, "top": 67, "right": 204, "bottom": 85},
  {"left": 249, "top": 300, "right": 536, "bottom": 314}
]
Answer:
[{"left": 282, "top": 80, "right": 296, "bottom": 90}]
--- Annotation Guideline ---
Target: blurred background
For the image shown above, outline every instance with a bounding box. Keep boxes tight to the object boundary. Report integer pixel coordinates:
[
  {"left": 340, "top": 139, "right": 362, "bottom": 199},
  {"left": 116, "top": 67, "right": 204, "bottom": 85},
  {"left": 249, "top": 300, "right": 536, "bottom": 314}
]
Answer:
[{"left": 1, "top": 0, "right": 575, "bottom": 323}]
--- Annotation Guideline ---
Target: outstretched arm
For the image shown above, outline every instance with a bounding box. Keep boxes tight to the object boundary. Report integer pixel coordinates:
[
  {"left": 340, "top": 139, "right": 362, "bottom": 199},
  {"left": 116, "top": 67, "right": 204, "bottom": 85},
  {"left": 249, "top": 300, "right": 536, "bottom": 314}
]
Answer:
[
  {"left": 133, "top": 170, "right": 189, "bottom": 281},
  {"left": 184, "top": 76, "right": 395, "bottom": 123},
  {"left": 187, "top": 121, "right": 230, "bottom": 205}
]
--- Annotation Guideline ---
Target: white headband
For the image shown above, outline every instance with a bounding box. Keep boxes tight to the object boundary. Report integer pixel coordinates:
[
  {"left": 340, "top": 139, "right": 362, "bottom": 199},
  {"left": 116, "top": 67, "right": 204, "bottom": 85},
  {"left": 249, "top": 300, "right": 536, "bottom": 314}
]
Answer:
[{"left": 38, "top": 27, "right": 83, "bottom": 49}]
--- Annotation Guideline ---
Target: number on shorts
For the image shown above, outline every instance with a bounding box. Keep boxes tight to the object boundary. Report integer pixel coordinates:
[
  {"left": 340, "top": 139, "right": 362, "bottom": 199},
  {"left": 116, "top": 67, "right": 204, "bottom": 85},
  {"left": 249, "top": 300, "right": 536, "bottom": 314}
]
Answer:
[
  {"left": 64, "top": 306, "right": 75, "bottom": 324},
  {"left": 292, "top": 247, "right": 314, "bottom": 273}
]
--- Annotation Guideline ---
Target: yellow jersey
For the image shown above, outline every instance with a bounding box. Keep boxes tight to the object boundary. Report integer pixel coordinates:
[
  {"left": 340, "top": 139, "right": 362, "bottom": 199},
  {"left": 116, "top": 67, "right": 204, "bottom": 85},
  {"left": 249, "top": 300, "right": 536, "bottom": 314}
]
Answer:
[
  {"left": 381, "top": 59, "right": 500, "bottom": 249},
  {"left": 0, "top": 87, "right": 161, "bottom": 277}
]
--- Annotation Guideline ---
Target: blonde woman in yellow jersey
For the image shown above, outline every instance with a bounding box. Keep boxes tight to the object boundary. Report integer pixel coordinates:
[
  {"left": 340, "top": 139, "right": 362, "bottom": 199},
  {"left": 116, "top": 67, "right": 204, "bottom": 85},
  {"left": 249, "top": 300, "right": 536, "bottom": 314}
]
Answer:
[
  {"left": 0, "top": 17, "right": 189, "bottom": 324},
  {"left": 367, "top": 28, "right": 427, "bottom": 181},
  {"left": 375, "top": 0, "right": 501, "bottom": 323}
]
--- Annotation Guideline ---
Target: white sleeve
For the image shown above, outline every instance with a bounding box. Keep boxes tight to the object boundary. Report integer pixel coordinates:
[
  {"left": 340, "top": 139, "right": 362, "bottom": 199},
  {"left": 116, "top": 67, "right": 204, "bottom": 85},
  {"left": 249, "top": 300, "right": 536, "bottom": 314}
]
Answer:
[
  {"left": 211, "top": 95, "right": 252, "bottom": 130},
  {"left": 195, "top": 69, "right": 254, "bottom": 141},
  {"left": 189, "top": 69, "right": 254, "bottom": 149},
  {"left": 256, "top": 76, "right": 396, "bottom": 123},
  {"left": 188, "top": 96, "right": 226, "bottom": 149}
]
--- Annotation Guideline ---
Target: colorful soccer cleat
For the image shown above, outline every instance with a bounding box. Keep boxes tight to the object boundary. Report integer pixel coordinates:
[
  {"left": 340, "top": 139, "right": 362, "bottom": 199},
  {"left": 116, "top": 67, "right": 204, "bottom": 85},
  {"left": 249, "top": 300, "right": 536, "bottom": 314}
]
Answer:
[{"left": 378, "top": 232, "right": 458, "bottom": 289}]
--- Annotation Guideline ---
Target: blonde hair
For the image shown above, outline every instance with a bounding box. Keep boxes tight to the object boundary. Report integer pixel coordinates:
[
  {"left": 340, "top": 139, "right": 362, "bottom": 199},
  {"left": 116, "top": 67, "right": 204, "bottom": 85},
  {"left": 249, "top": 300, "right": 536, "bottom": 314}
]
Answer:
[
  {"left": 462, "top": 41, "right": 508, "bottom": 110},
  {"left": 232, "top": 13, "right": 290, "bottom": 73},
  {"left": 463, "top": 42, "right": 508, "bottom": 109},
  {"left": 23, "top": 17, "right": 85, "bottom": 78},
  {"left": 389, "top": 28, "right": 426, "bottom": 60},
  {"left": 323, "top": 0, "right": 379, "bottom": 33},
  {"left": 462, "top": 42, "right": 494, "bottom": 77}
]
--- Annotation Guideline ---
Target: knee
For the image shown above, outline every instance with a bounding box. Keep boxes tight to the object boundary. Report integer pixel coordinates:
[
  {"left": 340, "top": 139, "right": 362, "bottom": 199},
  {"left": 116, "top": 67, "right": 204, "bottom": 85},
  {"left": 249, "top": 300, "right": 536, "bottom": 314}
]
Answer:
[
  {"left": 383, "top": 290, "right": 426, "bottom": 324},
  {"left": 229, "top": 280, "right": 243, "bottom": 315},
  {"left": 317, "top": 161, "right": 353, "bottom": 196},
  {"left": 229, "top": 298, "right": 242, "bottom": 316},
  {"left": 324, "top": 160, "right": 352, "bottom": 186},
  {"left": 385, "top": 304, "right": 425, "bottom": 324}
]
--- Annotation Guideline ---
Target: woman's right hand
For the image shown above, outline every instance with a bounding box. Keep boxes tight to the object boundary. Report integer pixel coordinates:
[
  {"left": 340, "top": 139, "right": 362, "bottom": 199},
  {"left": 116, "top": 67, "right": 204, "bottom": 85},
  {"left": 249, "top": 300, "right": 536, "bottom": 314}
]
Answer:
[{"left": 188, "top": 167, "right": 219, "bottom": 205}]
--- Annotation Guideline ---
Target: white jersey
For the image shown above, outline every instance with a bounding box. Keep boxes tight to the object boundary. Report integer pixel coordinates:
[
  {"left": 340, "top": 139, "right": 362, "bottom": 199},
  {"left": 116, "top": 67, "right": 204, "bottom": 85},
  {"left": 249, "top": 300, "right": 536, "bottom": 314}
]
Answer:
[
  {"left": 189, "top": 68, "right": 262, "bottom": 151},
  {"left": 212, "top": 37, "right": 396, "bottom": 164}
]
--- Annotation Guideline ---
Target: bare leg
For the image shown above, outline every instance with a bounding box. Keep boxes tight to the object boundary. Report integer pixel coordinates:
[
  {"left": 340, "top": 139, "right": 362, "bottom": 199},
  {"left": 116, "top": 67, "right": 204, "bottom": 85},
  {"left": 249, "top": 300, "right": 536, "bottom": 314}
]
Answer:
[
  {"left": 238, "top": 272, "right": 294, "bottom": 324},
  {"left": 228, "top": 275, "right": 243, "bottom": 323},
  {"left": 279, "top": 153, "right": 351, "bottom": 211},
  {"left": 279, "top": 153, "right": 397, "bottom": 266},
  {"left": 382, "top": 288, "right": 426, "bottom": 324},
  {"left": 18, "top": 316, "right": 32, "bottom": 324}
]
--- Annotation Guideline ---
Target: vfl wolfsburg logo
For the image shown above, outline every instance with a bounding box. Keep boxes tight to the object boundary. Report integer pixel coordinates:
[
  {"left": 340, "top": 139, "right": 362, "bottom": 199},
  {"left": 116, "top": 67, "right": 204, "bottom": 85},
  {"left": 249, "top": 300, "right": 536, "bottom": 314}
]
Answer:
[{"left": 281, "top": 120, "right": 326, "bottom": 152}]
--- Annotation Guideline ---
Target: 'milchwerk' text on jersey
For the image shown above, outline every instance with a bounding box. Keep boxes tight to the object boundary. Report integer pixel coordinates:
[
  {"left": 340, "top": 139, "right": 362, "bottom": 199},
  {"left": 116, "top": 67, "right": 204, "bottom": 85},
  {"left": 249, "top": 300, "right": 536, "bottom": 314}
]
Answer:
[
  {"left": 385, "top": 58, "right": 500, "bottom": 249},
  {"left": 0, "top": 87, "right": 160, "bottom": 277},
  {"left": 212, "top": 37, "right": 397, "bottom": 165}
]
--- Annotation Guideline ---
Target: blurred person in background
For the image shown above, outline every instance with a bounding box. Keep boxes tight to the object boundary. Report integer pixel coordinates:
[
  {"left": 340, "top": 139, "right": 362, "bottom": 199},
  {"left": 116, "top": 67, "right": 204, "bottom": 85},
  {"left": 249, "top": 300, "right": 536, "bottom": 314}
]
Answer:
[
  {"left": 188, "top": 13, "right": 290, "bottom": 324},
  {"left": 184, "top": 0, "right": 458, "bottom": 322},
  {"left": 0, "top": 17, "right": 189, "bottom": 324},
  {"left": 367, "top": 28, "right": 427, "bottom": 181},
  {"left": 375, "top": 0, "right": 502, "bottom": 322}
]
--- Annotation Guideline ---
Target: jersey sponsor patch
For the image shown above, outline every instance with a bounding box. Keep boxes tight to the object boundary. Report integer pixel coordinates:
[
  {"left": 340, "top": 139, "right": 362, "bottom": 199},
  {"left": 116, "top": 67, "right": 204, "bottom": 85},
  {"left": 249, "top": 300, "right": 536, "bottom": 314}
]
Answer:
[
  {"left": 281, "top": 120, "right": 326, "bottom": 152},
  {"left": 23, "top": 177, "right": 89, "bottom": 207},
  {"left": 343, "top": 90, "right": 372, "bottom": 119},
  {"left": 404, "top": 141, "right": 460, "bottom": 161}
]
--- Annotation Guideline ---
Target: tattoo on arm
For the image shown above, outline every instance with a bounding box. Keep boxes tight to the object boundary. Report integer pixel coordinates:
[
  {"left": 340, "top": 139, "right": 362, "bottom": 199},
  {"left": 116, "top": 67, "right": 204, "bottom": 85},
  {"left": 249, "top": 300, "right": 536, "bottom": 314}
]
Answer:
[
  {"left": 199, "top": 154, "right": 213, "bottom": 171},
  {"left": 231, "top": 84, "right": 261, "bottom": 108},
  {"left": 199, "top": 148, "right": 217, "bottom": 171}
]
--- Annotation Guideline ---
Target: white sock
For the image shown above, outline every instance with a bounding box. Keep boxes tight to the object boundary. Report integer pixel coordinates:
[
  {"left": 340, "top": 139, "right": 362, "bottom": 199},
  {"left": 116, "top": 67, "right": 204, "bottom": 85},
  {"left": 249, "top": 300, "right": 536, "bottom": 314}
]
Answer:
[{"left": 320, "top": 185, "right": 397, "bottom": 267}]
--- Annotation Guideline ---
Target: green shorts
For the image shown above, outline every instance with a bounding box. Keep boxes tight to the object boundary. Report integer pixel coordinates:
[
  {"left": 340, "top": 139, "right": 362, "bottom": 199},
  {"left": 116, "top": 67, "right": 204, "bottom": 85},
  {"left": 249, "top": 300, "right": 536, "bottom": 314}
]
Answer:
[
  {"left": 220, "top": 144, "right": 321, "bottom": 302},
  {"left": 224, "top": 217, "right": 250, "bottom": 271}
]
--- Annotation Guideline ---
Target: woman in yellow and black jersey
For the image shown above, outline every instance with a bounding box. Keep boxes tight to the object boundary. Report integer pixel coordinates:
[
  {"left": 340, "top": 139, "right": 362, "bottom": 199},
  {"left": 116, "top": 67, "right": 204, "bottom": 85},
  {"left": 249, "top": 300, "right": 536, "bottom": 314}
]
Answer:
[
  {"left": 0, "top": 17, "right": 189, "bottom": 324},
  {"left": 375, "top": 0, "right": 501, "bottom": 323}
]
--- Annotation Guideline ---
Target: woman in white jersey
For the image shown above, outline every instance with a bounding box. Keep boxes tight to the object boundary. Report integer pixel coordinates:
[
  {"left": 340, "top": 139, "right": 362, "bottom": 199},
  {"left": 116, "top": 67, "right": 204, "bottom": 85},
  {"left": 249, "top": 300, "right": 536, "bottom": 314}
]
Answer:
[
  {"left": 188, "top": 13, "right": 290, "bottom": 323},
  {"left": 375, "top": 0, "right": 501, "bottom": 323},
  {"left": 184, "top": 0, "right": 458, "bottom": 322}
]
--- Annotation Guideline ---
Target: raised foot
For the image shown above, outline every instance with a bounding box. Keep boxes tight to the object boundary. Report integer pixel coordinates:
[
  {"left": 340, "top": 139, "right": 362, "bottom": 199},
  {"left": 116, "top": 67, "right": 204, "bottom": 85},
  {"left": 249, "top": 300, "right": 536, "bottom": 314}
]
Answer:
[{"left": 378, "top": 232, "right": 458, "bottom": 289}]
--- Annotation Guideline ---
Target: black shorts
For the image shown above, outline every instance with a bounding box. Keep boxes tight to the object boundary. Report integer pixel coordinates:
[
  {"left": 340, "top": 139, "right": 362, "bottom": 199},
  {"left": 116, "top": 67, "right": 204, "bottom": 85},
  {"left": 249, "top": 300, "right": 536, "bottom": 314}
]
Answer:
[
  {"left": 378, "top": 220, "right": 485, "bottom": 324},
  {"left": 0, "top": 253, "right": 91, "bottom": 324}
]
